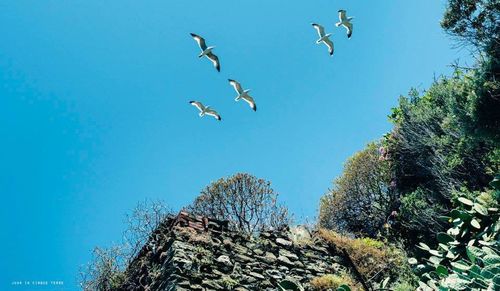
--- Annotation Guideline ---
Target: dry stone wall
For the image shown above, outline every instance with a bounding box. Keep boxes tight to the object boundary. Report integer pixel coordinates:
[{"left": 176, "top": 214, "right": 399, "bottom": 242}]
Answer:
[{"left": 119, "top": 212, "right": 346, "bottom": 291}]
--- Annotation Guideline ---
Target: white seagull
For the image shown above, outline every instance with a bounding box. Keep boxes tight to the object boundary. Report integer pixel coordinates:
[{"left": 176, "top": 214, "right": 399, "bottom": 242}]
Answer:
[
  {"left": 189, "top": 101, "right": 221, "bottom": 121},
  {"left": 312, "top": 23, "right": 334, "bottom": 56},
  {"left": 228, "top": 79, "right": 257, "bottom": 111},
  {"left": 190, "top": 33, "right": 220, "bottom": 72},
  {"left": 336, "top": 10, "right": 353, "bottom": 39}
]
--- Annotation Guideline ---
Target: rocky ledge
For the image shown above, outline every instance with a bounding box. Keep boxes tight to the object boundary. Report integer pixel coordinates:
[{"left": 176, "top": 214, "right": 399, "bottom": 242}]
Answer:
[{"left": 119, "top": 212, "right": 347, "bottom": 290}]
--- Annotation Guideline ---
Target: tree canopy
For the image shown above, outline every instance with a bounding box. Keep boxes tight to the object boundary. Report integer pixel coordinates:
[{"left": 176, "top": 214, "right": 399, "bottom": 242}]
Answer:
[{"left": 189, "top": 173, "right": 291, "bottom": 233}]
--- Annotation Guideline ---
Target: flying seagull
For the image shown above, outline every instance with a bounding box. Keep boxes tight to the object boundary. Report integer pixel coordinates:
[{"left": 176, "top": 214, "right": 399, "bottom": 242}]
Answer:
[
  {"left": 336, "top": 10, "right": 353, "bottom": 39},
  {"left": 228, "top": 79, "right": 257, "bottom": 111},
  {"left": 312, "top": 23, "right": 334, "bottom": 56},
  {"left": 189, "top": 101, "right": 221, "bottom": 121},
  {"left": 190, "top": 33, "right": 220, "bottom": 72}
]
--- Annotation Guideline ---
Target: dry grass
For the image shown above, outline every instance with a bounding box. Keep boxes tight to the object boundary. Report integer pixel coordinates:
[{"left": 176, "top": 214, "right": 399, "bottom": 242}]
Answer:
[
  {"left": 310, "top": 273, "right": 362, "bottom": 291},
  {"left": 175, "top": 226, "right": 212, "bottom": 245},
  {"left": 318, "top": 229, "right": 403, "bottom": 281}
]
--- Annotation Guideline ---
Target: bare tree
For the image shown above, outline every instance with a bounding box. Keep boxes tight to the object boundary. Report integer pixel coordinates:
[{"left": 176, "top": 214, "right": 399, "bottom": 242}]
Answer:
[
  {"left": 79, "top": 246, "right": 126, "bottom": 291},
  {"left": 189, "top": 173, "right": 291, "bottom": 234},
  {"left": 122, "top": 199, "right": 172, "bottom": 262},
  {"left": 79, "top": 199, "right": 172, "bottom": 290}
]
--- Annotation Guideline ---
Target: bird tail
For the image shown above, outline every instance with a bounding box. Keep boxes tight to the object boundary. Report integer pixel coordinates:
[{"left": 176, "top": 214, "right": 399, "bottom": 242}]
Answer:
[{"left": 335, "top": 22, "right": 341, "bottom": 27}]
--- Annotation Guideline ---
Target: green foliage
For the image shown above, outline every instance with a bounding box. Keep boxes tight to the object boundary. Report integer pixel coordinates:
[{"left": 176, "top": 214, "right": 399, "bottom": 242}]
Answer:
[
  {"left": 399, "top": 188, "right": 446, "bottom": 242},
  {"left": 309, "top": 273, "right": 358, "bottom": 291},
  {"left": 219, "top": 276, "right": 239, "bottom": 290},
  {"left": 278, "top": 279, "right": 304, "bottom": 291},
  {"left": 319, "top": 142, "right": 396, "bottom": 237},
  {"left": 441, "top": 0, "right": 500, "bottom": 57},
  {"left": 410, "top": 177, "right": 500, "bottom": 290},
  {"left": 387, "top": 70, "right": 499, "bottom": 244}
]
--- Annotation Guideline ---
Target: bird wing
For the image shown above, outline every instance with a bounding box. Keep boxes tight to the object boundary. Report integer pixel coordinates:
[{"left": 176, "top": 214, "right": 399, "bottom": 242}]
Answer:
[
  {"left": 228, "top": 79, "right": 244, "bottom": 94},
  {"left": 205, "top": 109, "right": 221, "bottom": 120},
  {"left": 241, "top": 95, "right": 257, "bottom": 111},
  {"left": 323, "top": 37, "right": 334, "bottom": 56},
  {"left": 189, "top": 101, "right": 205, "bottom": 112},
  {"left": 343, "top": 22, "right": 353, "bottom": 38},
  {"left": 338, "top": 10, "right": 347, "bottom": 22},
  {"left": 311, "top": 23, "right": 325, "bottom": 38},
  {"left": 206, "top": 52, "right": 220, "bottom": 72},
  {"left": 190, "top": 33, "right": 207, "bottom": 51}
]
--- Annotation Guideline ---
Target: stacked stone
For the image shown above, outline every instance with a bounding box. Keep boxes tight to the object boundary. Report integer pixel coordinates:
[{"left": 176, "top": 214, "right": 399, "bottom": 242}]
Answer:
[{"left": 120, "top": 213, "right": 344, "bottom": 291}]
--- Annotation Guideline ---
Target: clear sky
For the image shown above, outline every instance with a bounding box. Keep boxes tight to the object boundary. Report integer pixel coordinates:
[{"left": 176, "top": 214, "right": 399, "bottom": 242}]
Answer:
[{"left": 0, "top": 0, "right": 471, "bottom": 290}]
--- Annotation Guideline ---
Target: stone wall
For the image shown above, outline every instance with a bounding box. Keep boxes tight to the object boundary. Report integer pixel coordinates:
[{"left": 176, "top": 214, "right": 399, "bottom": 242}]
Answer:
[{"left": 119, "top": 212, "right": 346, "bottom": 290}]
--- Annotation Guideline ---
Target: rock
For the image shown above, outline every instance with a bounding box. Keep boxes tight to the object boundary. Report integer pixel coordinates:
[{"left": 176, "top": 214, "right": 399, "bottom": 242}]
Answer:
[
  {"left": 260, "top": 252, "right": 277, "bottom": 264},
  {"left": 260, "top": 232, "right": 272, "bottom": 238},
  {"left": 277, "top": 255, "right": 294, "bottom": 266},
  {"left": 288, "top": 225, "right": 312, "bottom": 244},
  {"left": 276, "top": 238, "right": 293, "bottom": 247},
  {"left": 233, "top": 244, "right": 249, "bottom": 254},
  {"left": 265, "top": 269, "right": 283, "bottom": 280},
  {"left": 249, "top": 272, "right": 265, "bottom": 280},
  {"left": 293, "top": 260, "right": 305, "bottom": 268},
  {"left": 212, "top": 269, "right": 227, "bottom": 276},
  {"left": 118, "top": 212, "right": 346, "bottom": 291},
  {"left": 306, "top": 263, "right": 326, "bottom": 274},
  {"left": 235, "top": 254, "right": 252, "bottom": 263},
  {"left": 253, "top": 248, "right": 264, "bottom": 256},
  {"left": 239, "top": 275, "right": 256, "bottom": 285},
  {"left": 177, "top": 280, "right": 191, "bottom": 288},
  {"left": 278, "top": 265, "right": 289, "bottom": 273},
  {"left": 216, "top": 255, "right": 233, "bottom": 267},
  {"left": 279, "top": 249, "right": 299, "bottom": 261},
  {"left": 202, "top": 280, "right": 224, "bottom": 290}
]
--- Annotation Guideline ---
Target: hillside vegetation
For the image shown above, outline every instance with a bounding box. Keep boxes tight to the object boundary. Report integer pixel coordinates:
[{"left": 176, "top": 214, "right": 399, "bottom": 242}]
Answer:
[{"left": 82, "top": 1, "right": 499, "bottom": 290}]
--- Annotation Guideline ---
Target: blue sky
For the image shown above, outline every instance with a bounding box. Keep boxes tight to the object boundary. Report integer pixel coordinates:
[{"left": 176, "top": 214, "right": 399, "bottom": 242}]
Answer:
[{"left": 0, "top": 0, "right": 471, "bottom": 290}]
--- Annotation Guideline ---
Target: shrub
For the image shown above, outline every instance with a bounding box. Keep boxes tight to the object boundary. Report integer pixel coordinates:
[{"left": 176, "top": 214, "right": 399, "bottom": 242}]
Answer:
[
  {"left": 410, "top": 176, "right": 500, "bottom": 290},
  {"left": 387, "top": 74, "right": 499, "bottom": 244},
  {"left": 318, "top": 229, "right": 406, "bottom": 283},
  {"left": 79, "top": 246, "right": 126, "bottom": 291},
  {"left": 189, "top": 173, "right": 291, "bottom": 234},
  {"left": 319, "top": 143, "right": 396, "bottom": 237},
  {"left": 310, "top": 273, "right": 360, "bottom": 291},
  {"left": 80, "top": 200, "right": 172, "bottom": 290}
]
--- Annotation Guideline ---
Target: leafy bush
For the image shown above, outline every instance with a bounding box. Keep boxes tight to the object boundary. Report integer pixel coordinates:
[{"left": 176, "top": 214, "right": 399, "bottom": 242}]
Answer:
[
  {"left": 410, "top": 176, "right": 500, "bottom": 290},
  {"left": 319, "top": 143, "right": 396, "bottom": 237},
  {"left": 386, "top": 73, "right": 499, "bottom": 245},
  {"left": 441, "top": 0, "right": 500, "bottom": 57}
]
